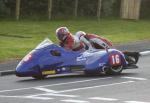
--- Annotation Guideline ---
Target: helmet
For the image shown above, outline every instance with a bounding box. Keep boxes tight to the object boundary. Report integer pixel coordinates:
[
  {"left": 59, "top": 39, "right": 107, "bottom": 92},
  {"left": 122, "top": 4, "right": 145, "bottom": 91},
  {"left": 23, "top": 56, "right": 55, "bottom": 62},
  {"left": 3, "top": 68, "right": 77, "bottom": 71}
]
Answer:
[
  {"left": 75, "top": 31, "right": 86, "bottom": 39},
  {"left": 56, "top": 27, "right": 70, "bottom": 41}
]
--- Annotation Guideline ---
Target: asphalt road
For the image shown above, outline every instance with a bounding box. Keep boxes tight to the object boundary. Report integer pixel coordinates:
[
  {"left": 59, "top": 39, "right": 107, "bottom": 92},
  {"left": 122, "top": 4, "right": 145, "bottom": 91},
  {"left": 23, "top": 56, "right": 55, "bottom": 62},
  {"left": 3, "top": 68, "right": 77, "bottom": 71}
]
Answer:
[{"left": 0, "top": 55, "right": 149, "bottom": 103}]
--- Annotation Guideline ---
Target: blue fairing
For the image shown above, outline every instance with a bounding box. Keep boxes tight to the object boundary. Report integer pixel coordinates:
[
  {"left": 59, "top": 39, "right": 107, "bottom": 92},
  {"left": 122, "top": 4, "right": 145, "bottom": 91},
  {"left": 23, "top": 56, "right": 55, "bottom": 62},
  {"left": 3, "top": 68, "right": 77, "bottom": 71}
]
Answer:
[
  {"left": 83, "top": 49, "right": 127, "bottom": 72},
  {"left": 16, "top": 39, "right": 127, "bottom": 77}
]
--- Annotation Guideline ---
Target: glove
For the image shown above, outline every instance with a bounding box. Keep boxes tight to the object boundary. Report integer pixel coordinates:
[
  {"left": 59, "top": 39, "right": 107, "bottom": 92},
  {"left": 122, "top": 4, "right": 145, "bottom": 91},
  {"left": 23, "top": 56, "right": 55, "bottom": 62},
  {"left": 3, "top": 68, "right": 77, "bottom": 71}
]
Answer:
[{"left": 59, "top": 42, "right": 64, "bottom": 47}]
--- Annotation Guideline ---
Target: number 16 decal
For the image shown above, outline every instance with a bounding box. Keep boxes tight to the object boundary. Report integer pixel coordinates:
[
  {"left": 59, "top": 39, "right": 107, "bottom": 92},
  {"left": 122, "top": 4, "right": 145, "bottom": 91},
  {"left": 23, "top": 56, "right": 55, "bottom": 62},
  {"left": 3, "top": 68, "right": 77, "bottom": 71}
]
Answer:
[{"left": 110, "top": 54, "right": 121, "bottom": 66}]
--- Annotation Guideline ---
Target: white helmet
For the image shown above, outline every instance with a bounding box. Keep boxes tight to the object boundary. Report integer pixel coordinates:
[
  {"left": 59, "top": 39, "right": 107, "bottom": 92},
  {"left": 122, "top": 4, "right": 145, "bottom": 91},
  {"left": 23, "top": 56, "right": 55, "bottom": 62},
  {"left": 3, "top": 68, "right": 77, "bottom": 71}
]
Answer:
[
  {"left": 75, "top": 31, "right": 86, "bottom": 39},
  {"left": 56, "top": 27, "right": 70, "bottom": 41}
]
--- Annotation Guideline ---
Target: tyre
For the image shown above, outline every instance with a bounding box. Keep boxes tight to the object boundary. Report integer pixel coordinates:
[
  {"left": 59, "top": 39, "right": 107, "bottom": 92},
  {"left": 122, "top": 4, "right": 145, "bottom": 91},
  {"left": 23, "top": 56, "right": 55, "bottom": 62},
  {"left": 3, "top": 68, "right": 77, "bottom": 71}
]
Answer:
[
  {"left": 105, "top": 65, "right": 123, "bottom": 75},
  {"left": 123, "top": 52, "right": 139, "bottom": 65}
]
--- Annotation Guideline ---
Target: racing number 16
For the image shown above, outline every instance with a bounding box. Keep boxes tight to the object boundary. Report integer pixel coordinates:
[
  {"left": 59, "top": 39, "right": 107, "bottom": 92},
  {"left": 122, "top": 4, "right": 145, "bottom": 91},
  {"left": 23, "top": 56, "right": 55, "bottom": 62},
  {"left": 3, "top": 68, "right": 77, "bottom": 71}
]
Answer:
[{"left": 110, "top": 54, "right": 121, "bottom": 66}]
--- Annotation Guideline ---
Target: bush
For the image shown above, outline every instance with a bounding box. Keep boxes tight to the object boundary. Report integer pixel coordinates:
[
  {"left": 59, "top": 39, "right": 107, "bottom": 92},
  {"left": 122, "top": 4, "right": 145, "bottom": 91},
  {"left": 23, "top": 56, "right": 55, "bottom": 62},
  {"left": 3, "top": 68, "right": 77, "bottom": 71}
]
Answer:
[
  {"left": 0, "top": 0, "right": 11, "bottom": 17},
  {"left": 0, "top": 0, "right": 149, "bottom": 19},
  {"left": 141, "top": 0, "right": 150, "bottom": 19}
]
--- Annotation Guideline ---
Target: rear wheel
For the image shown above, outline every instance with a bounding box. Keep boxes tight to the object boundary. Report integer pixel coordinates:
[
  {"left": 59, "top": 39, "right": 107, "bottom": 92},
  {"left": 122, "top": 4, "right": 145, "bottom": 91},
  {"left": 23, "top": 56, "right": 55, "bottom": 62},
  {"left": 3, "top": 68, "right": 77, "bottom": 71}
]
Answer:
[{"left": 105, "top": 65, "right": 123, "bottom": 75}]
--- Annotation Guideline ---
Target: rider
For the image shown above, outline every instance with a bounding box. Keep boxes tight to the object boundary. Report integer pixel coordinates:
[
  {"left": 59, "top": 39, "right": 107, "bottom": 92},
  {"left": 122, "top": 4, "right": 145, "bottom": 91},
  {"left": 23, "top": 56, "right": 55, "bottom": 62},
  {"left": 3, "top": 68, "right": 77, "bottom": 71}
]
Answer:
[
  {"left": 75, "top": 31, "right": 113, "bottom": 50},
  {"left": 56, "top": 27, "right": 85, "bottom": 51}
]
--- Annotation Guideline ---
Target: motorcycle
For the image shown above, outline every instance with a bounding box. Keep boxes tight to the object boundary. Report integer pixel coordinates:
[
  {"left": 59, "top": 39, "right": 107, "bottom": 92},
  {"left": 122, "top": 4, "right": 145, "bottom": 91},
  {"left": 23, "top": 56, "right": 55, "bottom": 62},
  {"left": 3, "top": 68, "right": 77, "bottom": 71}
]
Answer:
[{"left": 15, "top": 38, "right": 140, "bottom": 79}]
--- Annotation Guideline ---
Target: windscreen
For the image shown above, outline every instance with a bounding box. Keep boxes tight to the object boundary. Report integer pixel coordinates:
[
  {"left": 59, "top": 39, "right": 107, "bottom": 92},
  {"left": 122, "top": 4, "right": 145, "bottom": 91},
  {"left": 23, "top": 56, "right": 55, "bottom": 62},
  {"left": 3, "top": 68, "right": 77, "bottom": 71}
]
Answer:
[{"left": 35, "top": 38, "right": 53, "bottom": 49}]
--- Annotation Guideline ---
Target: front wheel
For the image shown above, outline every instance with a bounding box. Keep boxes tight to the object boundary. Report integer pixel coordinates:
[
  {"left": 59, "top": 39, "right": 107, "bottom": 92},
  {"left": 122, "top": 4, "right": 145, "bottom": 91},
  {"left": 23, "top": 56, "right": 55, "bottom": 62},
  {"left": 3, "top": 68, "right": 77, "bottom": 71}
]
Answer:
[
  {"left": 105, "top": 65, "right": 123, "bottom": 75},
  {"left": 32, "top": 75, "right": 47, "bottom": 80}
]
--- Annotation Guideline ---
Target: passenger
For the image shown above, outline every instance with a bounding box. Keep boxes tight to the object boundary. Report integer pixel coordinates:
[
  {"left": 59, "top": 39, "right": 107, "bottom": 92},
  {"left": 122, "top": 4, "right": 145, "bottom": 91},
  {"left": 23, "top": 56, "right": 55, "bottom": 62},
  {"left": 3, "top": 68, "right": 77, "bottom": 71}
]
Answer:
[{"left": 75, "top": 31, "right": 113, "bottom": 50}]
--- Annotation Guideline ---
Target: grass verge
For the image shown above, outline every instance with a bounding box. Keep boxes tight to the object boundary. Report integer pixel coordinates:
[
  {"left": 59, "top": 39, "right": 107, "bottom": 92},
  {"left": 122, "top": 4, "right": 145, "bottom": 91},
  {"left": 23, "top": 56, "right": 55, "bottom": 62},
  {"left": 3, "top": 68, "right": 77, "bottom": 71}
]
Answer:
[{"left": 0, "top": 18, "right": 150, "bottom": 61}]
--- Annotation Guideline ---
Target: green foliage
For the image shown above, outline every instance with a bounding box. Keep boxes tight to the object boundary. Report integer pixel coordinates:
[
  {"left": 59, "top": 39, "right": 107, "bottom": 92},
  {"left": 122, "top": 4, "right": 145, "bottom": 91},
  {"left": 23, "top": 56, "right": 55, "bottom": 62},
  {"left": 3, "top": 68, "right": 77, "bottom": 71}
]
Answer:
[
  {"left": 0, "top": 0, "right": 5, "bottom": 13},
  {"left": 0, "top": 0, "right": 10, "bottom": 17},
  {"left": 21, "top": 0, "right": 47, "bottom": 17},
  {"left": 0, "top": 0, "right": 149, "bottom": 19},
  {"left": 102, "top": 0, "right": 116, "bottom": 16},
  {"left": 52, "top": 0, "right": 74, "bottom": 17},
  {"left": 141, "top": 0, "right": 150, "bottom": 19},
  {"left": 0, "top": 0, "right": 120, "bottom": 19},
  {"left": 102, "top": 0, "right": 120, "bottom": 17},
  {"left": 77, "top": 0, "right": 97, "bottom": 16}
]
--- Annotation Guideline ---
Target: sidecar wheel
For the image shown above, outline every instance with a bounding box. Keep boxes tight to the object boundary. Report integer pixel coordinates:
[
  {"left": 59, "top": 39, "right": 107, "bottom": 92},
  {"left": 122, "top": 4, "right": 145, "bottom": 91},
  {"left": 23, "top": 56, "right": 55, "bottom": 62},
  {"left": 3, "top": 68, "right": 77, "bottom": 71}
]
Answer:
[{"left": 123, "top": 52, "right": 139, "bottom": 64}]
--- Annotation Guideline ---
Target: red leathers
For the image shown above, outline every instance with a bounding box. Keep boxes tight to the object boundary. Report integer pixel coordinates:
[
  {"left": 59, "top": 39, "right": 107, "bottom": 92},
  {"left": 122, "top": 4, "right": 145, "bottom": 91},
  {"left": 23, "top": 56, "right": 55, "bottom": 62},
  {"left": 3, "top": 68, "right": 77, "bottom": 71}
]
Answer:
[
  {"left": 56, "top": 27, "right": 84, "bottom": 51},
  {"left": 75, "top": 31, "right": 112, "bottom": 50}
]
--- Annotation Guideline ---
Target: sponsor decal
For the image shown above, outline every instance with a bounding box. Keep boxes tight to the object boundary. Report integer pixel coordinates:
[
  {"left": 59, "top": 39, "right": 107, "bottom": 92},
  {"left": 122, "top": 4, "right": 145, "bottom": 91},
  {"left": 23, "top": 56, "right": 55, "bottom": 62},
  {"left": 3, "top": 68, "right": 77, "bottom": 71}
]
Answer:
[
  {"left": 76, "top": 56, "right": 86, "bottom": 61},
  {"left": 109, "top": 54, "right": 121, "bottom": 66},
  {"left": 99, "top": 63, "right": 106, "bottom": 67},
  {"left": 42, "top": 70, "right": 56, "bottom": 75},
  {"left": 76, "top": 52, "right": 93, "bottom": 61}
]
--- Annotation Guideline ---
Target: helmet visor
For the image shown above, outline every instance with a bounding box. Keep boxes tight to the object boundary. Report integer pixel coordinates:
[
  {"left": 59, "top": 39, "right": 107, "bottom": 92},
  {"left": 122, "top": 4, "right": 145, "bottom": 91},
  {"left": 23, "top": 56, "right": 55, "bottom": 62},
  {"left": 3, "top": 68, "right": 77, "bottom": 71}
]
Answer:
[{"left": 57, "top": 33, "right": 67, "bottom": 41}]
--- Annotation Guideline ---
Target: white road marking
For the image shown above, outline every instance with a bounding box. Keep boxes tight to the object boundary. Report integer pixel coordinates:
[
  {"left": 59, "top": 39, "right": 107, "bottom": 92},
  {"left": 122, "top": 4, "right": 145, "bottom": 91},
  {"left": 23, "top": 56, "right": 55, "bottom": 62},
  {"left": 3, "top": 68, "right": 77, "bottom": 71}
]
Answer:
[
  {"left": 0, "top": 95, "right": 53, "bottom": 100},
  {"left": 37, "top": 77, "right": 112, "bottom": 88},
  {"left": 0, "top": 70, "right": 14, "bottom": 73},
  {"left": 29, "top": 93, "right": 78, "bottom": 98},
  {"left": 61, "top": 99, "right": 89, "bottom": 103},
  {"left": 0, "top": 77, "right": 112, "bottom": 93},
  {"left": 89, "top": 97, "right": 118, "bottom": 101},
  {"left": 0, "top": 81, "right": 134, "bottom": 100},
  {"left": 34, "top": 87, "right": 57, "bottom": 93},
  {"left": 0, "top": 93, "right": 77, "bottom": 100},
  {"left": 25, "top": 96, "right": 53, "bottom": 100},
  {"left": 0, "top": 95, "right": 25, "bottom": 98},
  {"left": 124, "top": 101, "right": 150, "bottom": 103},
  {"left": 121, "top": 77, "right": 147, "bottom": 81},
  {"left": 140, "top": 51, "right": 150, "bottom": 56},
  {"left": 57, "top": 81, "right": 135, "bottom": 93},
  {"left": 42, "top": 93, "right": 78, "bottom": 97}
]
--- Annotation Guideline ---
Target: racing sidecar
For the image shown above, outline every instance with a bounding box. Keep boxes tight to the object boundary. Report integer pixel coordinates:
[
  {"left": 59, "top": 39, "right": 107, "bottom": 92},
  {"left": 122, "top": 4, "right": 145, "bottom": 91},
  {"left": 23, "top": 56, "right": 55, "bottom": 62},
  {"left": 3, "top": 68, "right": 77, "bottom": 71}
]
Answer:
[{"left": 15, "top": 38, "right": 139, "bottom": 79}]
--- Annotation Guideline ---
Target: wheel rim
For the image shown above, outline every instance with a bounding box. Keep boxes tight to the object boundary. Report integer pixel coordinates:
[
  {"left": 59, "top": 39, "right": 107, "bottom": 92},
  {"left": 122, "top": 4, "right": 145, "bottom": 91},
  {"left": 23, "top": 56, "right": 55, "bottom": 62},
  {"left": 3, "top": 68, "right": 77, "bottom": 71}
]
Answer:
[
  {"left": 128, "top": 56, "right": 136, "bottom": 64},
  {"left": 110, "top": 65, "right": 123, "bottom": 72}
]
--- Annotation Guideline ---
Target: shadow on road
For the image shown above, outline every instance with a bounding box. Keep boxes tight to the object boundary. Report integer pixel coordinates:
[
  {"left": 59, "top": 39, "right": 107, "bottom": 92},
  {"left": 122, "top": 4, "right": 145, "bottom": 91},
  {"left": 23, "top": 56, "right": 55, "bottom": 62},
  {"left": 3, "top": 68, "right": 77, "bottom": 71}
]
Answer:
[{"left": 16, "top": 72, "right": 139, "bottom": 83}]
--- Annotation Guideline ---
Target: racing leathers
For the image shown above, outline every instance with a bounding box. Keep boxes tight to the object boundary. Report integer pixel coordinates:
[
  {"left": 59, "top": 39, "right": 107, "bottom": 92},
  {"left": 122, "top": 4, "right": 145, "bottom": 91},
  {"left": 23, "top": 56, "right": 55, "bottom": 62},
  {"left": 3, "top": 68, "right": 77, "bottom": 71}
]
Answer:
[
  {"left": 59, "top": 34, "right": 85, "bottom": 51},
  {"left": 75, "top": 31, "right": 113, "bottom": 50}
]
